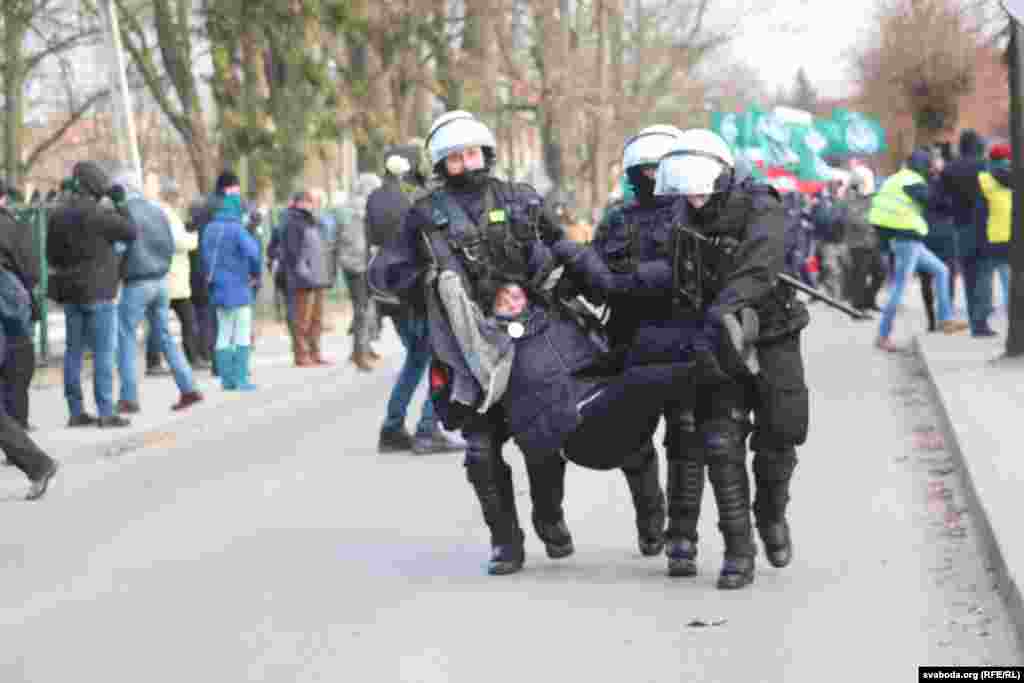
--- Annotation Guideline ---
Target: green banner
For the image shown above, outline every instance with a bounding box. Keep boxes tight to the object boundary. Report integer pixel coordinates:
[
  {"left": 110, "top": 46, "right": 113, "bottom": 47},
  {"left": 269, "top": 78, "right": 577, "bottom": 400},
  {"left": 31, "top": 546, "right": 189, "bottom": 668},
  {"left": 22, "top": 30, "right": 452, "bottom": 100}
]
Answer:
[{"left": 711, "top": 105, "right": 888, "bottom": 182}]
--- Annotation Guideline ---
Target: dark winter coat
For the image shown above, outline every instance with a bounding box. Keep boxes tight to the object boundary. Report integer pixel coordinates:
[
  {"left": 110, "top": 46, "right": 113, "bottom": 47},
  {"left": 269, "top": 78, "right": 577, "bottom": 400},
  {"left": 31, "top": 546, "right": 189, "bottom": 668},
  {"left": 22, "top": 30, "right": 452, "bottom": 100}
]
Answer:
[
  {"left": 46, "top": 196, "right": 138, "bottom": 305},
  {"left": 940, "top": 130, "right": 986, "bottom": 253},
  {"left": 370, "top": 177, "right": 620, "bottom": 458},
  {"left": 280, "top": 207, "right": 330, "bottom": 290},
  {"left": 0, "top": 207, "right": 41, "bottom": 298},
  {"left": 923, "top": 176, "right": 958, "bottom": 262},
  {"left": 590, "top": 196, "right": 679, "bottom": 347},
  {"left": 119, "top": 191, "right": 175, "bottom": 283},
  {"left": 365, "top": 176, "right": 412, "bottom": 249}
]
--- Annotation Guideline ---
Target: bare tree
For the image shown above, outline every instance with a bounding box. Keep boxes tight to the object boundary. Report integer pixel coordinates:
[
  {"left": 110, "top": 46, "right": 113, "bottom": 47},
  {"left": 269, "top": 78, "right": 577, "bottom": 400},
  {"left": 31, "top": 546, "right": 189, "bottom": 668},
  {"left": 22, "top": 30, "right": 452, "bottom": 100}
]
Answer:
[
  {"left": 1, "top": 0, "right": 104, "bottom": 188},
  {"left": 850, "top": 0, "right": 988, "bottom": 162}
]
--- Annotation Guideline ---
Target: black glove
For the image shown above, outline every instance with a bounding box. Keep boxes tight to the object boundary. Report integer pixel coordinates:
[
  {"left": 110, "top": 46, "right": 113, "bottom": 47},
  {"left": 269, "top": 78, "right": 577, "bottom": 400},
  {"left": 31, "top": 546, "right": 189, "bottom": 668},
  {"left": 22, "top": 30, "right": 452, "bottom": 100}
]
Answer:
[
  {"left": 536, "top": 205, "right": 567, "bottom": 246},
  {"left": 720, "top": 307, "right": 760, "bottom": 376}
]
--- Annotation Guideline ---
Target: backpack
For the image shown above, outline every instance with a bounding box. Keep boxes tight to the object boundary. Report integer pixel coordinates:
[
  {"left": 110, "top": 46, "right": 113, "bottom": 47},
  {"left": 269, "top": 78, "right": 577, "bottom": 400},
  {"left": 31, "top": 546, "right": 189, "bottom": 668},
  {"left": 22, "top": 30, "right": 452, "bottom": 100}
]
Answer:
[{"left": 0, "top": 266, "right": 32, "bottom": 338}]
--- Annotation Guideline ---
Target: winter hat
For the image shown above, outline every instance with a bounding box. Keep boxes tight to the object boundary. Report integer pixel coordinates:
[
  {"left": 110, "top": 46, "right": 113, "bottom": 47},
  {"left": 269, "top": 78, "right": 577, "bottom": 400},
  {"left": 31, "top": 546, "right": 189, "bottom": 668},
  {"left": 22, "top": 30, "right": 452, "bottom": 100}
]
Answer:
[
  {"left": 990, "top": 143, "right": 1012, "bottom": 161},
  {"left": 215, "top": 170, "right": 241, "bottom": 195},
  {"left": 385, "top": 154, "right": 412, "bottom": 177}
]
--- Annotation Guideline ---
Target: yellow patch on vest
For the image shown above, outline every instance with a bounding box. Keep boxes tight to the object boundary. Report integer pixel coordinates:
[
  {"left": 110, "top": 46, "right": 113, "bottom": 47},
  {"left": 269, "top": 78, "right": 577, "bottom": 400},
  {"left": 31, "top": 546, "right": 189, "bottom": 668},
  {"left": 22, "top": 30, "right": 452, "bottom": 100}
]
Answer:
[{"left": 488, "top": 209, "right": 506, "bottom": 224}]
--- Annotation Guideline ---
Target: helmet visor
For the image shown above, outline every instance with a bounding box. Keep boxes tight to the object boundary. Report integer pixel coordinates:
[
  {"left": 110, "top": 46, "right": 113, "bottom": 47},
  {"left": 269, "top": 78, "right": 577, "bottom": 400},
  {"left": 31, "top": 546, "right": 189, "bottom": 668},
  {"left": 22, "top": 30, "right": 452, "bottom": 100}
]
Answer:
[
  {"left": 427, "top": 117, "right": 496, "bottom": 166},
  {"left": 623, "top": 131, "right": 680, "bottom": 170},
  {"left": 654, "top": 153, "right": 727, "bottom": 197}
]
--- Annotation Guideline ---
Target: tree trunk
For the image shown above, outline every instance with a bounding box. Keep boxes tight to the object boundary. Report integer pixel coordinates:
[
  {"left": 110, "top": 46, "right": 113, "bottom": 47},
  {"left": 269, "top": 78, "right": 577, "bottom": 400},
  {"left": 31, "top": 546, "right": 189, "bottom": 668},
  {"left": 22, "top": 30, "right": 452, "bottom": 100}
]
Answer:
[
  {"left": 2, "top": 8, "right": 26, "bottom": 188},
  {"left": 591, "top": 1, "right": 611, "bottom": 220}
]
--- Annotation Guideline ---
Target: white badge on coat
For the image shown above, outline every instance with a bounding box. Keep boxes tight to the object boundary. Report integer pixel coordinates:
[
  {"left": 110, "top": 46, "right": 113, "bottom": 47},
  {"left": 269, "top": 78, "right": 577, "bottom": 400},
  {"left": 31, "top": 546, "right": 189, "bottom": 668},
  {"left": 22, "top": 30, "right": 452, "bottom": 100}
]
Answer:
[{"left": 507, "top": 321, "right": 525, "bottom": 339}]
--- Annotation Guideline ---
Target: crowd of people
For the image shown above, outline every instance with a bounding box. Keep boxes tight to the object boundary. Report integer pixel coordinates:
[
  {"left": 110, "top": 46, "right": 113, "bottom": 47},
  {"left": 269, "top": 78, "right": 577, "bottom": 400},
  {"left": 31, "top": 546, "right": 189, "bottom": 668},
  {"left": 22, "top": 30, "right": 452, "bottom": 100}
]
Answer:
[
  {"left": 781, "top": 128, "right": 1012, "bottom": 348},
  {"left": 0, "top": 162, "right": 386, "bottom": 499},
  {"left": 0, "top": 116, "right": 1013, "bottom": 600}
]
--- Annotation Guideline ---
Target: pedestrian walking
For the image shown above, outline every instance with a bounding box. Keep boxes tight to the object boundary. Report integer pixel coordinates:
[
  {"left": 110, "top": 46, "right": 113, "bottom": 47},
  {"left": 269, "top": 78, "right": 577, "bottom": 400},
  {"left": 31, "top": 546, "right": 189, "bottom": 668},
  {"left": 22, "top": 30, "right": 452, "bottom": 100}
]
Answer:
[{"left": 112, "top": 171, "right": 204, "bottom": 414}]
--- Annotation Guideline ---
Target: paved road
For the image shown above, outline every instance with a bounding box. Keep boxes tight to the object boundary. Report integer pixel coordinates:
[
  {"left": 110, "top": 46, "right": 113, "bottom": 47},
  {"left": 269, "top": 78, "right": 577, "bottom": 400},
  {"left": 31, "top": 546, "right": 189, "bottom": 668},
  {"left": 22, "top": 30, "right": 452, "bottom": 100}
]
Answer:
[{"left": 1, "top": 301, "right": 1021, "bottom": 682}]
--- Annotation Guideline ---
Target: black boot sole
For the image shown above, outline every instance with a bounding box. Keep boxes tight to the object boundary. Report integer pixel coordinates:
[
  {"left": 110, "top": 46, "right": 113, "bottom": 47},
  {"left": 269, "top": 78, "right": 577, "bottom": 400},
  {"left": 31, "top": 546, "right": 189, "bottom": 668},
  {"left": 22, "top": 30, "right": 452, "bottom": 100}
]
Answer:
[
  {"left": 488, "top": 560, "right": 526, "bottom": 575},
  {"left": 716, "top": 572, "right": 755, "bottom": 589},
  {"left": 545, "top": 542, "right": 575, "bottom": 559},
  {"left": 764, "top": 546, "right": 792, "bottom": 568},
  {"left": 639, "top": 540, "right": 665, "bottom": 557},
  {"left": 667, "top": 559, "right": 698, "bottom": 577}
]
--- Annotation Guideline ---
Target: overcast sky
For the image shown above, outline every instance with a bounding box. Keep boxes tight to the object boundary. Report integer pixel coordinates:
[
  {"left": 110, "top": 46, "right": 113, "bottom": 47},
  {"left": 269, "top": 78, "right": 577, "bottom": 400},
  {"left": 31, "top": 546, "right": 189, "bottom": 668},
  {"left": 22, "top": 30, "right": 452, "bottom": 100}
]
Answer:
[{"left": 728, "top": 0, "right": 878, "bottom": 99}]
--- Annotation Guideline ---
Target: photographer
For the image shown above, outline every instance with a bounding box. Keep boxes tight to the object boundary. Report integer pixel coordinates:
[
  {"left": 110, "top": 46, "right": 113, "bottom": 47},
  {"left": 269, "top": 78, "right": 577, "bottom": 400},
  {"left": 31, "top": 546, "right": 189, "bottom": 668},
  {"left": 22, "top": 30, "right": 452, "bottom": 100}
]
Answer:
[{"left": 46, "top": 161, "right": 138, "bottom": 428}]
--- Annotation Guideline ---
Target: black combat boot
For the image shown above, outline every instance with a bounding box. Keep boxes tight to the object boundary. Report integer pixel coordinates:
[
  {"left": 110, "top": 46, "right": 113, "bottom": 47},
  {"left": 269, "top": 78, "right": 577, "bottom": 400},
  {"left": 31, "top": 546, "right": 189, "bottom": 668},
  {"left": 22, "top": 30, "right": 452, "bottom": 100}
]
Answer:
[
  {"left": 710, "top": 462, "right": 756, "bottom": 590},
  {"left": 525, "top": 458, "right": 575, "bottom": 559},
  {"left": 466, "top": 459, "right": 525, "bottom": 575},
  {"left": 622, "top": 445, "right": 666, "bottom": 556},
  {"left": 753, "top": 449, "right": 797, "bottom": 568},
  {"left": 665, "top": 458, "right": 704, "bottom": 576}
]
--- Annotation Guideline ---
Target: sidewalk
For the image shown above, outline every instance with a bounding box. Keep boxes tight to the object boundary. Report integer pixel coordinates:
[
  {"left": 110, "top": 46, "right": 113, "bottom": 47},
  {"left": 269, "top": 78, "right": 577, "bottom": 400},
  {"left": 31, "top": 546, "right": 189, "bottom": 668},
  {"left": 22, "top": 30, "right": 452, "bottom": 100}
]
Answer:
[
  {"left": 12, "top": 302, "right": 401, "bottom": 469},
  {"left": 913, "top": 303, "right": 1024, "bottom": 648}
]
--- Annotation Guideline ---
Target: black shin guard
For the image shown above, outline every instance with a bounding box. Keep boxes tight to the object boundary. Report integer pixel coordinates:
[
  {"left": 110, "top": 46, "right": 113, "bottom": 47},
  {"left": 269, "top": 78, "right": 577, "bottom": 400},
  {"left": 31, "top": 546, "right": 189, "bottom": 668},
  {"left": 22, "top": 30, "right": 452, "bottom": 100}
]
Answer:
[
  {"left": 465, "top": 457, "right": 525, "bottom": 575},
  {"left": 709, "top": 461, "right": 756, "bottom": 589},
  {"left": 664, "top": 411, "right": 704, "bottom": 576},
  {"left": 752, "top": 448, "right": 797, "bottom": 567},
  {"left": 622, "top": 443, "right": 666, "bottom": 556}
]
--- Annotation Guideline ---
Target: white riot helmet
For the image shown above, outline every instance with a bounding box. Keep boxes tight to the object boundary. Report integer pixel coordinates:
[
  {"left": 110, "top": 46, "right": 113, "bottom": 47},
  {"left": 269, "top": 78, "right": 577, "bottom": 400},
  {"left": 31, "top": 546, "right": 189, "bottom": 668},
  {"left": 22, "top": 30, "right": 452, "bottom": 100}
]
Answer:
[
  {"left": 622, "top": 125, "right": 684, "bottom": 171},
  {"left": 426, "top": 110, "right": 497, "bottom": 167},
  {"left": 851, "top": 165, "right": 876, "bottom": 196},
  {"left": 654, "top": 128, "right": 736, "bottom": 198}
]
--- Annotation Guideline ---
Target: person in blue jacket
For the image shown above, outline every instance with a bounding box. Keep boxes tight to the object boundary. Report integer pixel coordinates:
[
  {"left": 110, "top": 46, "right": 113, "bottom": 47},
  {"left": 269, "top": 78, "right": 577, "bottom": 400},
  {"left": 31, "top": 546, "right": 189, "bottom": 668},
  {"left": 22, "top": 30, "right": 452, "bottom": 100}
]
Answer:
[{"left": 201, "top": 192, "right": 262, "bottom": 391}]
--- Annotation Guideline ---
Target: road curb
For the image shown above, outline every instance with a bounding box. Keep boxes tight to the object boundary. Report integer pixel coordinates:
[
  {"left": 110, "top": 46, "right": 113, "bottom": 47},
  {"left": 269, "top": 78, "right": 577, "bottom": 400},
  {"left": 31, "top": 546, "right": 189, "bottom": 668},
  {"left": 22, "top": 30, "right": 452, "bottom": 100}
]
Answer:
[{"left": 911, "top": 335, "right": 1024, "bottom": 652}]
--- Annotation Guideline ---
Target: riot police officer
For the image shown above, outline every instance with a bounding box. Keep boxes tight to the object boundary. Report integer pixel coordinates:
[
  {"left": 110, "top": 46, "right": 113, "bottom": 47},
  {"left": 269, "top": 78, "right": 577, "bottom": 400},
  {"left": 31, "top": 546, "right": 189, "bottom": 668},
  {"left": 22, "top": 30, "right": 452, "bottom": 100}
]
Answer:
[
  {"left": 589, "top": 125, "right": 685, "bottom": 557},
  {"left": 652, "top": 129, "right": 809, "bottom": 587},
  {"left": 368, "top": 111, "right": 582, "bottom": 575}
]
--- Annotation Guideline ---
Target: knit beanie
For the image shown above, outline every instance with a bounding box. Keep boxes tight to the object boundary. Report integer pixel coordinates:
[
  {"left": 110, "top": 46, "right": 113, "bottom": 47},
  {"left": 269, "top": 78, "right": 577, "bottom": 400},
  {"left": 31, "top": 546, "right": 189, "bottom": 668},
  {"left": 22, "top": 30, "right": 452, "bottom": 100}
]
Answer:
[{"left": 215, "top": 170, "right": 241, "bottom": 195}]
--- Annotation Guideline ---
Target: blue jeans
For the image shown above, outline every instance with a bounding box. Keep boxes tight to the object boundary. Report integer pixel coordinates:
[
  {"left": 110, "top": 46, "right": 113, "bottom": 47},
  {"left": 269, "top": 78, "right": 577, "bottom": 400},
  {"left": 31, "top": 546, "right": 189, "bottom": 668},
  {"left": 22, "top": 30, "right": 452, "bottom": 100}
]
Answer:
[
  {"left": 879, "top": 239, "right": 952, "bottom": 339},
  {"left": 118, "top": 279, "right": 196, "bottom": 403},
  {"left": 383, "top": 312, "right": 436, "bottom": 436},
  {"left": 973, "top": 256, "right": 1011, "bottom": 327},
  {"left": 64, "top": 300, "right": 118, "bottom": 418}
]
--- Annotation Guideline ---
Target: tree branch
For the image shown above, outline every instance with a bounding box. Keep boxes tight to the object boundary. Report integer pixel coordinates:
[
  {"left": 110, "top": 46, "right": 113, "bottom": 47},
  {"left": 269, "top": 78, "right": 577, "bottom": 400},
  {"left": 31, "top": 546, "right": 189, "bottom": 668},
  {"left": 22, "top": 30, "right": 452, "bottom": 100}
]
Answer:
[{"left": 23, "top": 88, "right": 111, "bottom": 172}]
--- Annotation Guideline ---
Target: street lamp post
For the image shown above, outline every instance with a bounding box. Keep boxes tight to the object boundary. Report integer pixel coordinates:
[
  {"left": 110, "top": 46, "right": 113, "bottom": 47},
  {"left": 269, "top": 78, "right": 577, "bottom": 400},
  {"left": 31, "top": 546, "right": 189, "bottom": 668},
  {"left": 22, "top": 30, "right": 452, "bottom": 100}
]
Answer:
[{"left": 101, "top": 0, "right": 142, "bottom": 183}]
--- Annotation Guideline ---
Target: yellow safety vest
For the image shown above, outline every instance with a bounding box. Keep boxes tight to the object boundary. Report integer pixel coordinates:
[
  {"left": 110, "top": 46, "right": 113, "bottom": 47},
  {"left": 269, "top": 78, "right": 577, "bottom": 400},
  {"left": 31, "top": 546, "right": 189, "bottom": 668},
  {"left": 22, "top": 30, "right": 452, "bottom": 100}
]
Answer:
[
  {"left": 867, "top": 168, "right": 929, "bottom": 237},
  {"left": 978, "top": 172, "right": 1012, "bottom": 245}
]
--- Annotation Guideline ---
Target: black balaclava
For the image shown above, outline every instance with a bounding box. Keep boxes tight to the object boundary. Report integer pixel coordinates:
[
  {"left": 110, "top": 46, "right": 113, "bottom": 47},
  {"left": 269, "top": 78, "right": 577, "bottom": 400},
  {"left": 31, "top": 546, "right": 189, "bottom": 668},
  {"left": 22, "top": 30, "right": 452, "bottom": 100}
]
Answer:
[
  {"left": 626, "top": 165, "right": 657, "bottom": 203},
  {"left": 438, "top": 148, "right": 495, "bottom": 192},
  {"left": 689, "top": 192, "right": 731, "bottom": 226}
]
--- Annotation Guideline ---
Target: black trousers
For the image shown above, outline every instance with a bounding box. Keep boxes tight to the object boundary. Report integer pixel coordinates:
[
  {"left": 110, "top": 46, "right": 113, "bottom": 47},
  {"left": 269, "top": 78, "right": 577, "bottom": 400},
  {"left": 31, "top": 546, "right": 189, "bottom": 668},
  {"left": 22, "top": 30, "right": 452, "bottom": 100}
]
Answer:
[
  {"left": 848, "top": 247, "right": 886, "bottom": 310},
  {"left": 564, "top": 362, "right": 697, "bottom": 470},
  {"left": 0, "top": 335, "right": 52, "bottom": 480},
  {"left": 1, "top": 334, "right": 35, "bottom": 429},
  {"left": 147, "top": 298, "right": 203, "bottom": 367}
]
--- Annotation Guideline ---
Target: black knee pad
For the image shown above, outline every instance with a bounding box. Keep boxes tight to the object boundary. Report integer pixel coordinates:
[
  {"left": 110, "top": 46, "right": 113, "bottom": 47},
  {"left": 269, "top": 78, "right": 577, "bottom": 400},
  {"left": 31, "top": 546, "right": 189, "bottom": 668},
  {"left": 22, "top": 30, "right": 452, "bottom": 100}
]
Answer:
[
  {"left": 700, "top": 417, "right": 747, "bottom": 466},
  {"left": 752, "top": 447, "right": 797, "bottom": 480},
  {"left": 664, "top": 410, "right": 704, "bottom": 463}
]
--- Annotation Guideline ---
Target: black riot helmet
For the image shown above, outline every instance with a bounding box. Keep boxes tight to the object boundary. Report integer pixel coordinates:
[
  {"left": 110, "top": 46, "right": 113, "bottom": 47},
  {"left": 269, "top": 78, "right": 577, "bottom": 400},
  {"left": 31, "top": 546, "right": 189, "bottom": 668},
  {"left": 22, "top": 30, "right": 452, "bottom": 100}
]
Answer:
[{"left": 71, "top": 161, "right": 112, "bottom": 199}]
